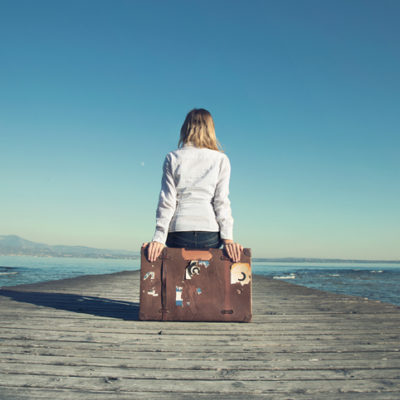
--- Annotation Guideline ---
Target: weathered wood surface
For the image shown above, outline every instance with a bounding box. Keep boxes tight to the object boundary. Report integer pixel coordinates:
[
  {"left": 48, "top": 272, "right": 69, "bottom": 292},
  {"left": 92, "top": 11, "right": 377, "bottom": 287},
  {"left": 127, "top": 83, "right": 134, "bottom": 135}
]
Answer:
[{"left": 0, "top": 270, "right": 399, "bottom": 399}]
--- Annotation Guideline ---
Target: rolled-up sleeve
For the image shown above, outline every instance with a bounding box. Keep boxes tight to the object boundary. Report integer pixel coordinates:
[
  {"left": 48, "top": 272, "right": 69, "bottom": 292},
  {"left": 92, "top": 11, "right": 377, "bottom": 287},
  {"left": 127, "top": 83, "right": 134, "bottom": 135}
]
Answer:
[
  {"left": 152, "top": 154, "right": 177, "bottom": 244},
  {"left": 213, "top": 155, "right": 234, "bottom": 240}
]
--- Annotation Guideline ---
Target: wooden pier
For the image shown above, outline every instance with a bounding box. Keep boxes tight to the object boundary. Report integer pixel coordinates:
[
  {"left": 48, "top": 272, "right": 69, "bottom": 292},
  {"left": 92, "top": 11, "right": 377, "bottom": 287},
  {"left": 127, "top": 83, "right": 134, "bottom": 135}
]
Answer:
[{"left": 0, "top": 270, "right": 399, "bottom": 399}]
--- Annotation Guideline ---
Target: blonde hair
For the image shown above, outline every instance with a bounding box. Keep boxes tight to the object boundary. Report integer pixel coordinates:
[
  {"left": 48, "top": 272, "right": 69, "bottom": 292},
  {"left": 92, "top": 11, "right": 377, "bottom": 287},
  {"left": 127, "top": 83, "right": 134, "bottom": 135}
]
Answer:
[{"left": 178, "top": 109, "right": 222, "bottom": 151}]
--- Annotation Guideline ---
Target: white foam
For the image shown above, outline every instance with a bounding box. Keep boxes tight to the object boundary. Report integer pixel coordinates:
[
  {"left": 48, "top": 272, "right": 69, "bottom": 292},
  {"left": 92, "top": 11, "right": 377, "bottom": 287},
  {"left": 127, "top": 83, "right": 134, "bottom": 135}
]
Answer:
[{"left": 273, "top": 273, "right": 296, "bottom": 280}]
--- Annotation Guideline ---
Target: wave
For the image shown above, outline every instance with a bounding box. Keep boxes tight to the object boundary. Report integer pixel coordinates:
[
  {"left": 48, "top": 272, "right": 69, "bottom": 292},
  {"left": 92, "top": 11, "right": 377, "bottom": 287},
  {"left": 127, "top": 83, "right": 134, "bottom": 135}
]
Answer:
[
  {"left": 273, "top": 273, "right": 296, "bottom": 280},
  {"left": 0, "top": 266, "right": 19, "bottom": 276}
]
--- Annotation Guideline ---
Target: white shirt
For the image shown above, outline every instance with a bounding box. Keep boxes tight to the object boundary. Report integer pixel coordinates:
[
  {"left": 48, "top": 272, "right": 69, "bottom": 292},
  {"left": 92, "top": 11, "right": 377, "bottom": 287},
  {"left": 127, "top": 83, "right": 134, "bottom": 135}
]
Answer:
[{"left": 152, "top": 143, "right": 234, "bottom": 244}]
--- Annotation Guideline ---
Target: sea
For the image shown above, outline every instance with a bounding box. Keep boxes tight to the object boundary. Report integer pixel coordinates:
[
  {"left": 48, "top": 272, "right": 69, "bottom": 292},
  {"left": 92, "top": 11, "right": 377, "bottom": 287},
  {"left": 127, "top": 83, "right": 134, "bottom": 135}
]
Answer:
[{"left": 0, "top": 256, "right": 399, "bottom": 306}]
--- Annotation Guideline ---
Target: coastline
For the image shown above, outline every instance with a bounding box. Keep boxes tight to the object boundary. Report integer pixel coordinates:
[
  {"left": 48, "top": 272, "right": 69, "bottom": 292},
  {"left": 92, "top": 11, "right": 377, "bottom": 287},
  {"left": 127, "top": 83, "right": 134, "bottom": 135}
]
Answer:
[{"left": 1, "top": 255, "right": 400, "bottom": 307}]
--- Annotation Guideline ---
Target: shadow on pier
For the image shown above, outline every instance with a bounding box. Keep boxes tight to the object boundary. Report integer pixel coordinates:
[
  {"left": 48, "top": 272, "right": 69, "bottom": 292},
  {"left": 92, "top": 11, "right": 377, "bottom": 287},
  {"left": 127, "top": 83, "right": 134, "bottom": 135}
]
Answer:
[{"left": 0, "top": 289, "right": 140, "bottom": 321}]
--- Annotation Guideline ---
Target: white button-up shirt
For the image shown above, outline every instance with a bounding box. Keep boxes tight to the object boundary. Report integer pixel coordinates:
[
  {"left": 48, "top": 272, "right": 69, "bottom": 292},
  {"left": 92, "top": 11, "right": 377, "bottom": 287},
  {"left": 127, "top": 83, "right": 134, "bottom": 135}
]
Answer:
[{"left": 152, "top": 143, "right": 234, "bottom": 244}]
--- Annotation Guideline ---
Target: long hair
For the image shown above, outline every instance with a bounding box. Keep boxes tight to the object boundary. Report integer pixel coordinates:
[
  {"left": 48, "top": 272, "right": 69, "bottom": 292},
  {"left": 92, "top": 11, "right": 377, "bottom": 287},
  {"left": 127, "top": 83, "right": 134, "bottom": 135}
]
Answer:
[{"left": 178, "top": 109, "right": 222, "bottom": 151}]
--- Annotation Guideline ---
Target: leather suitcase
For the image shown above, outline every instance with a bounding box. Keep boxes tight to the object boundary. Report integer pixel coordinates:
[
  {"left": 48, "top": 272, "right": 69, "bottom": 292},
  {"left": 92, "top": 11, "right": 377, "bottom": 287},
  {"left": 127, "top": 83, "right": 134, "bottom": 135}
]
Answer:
[{"left": 139, "top": 247, "right": 252, "bottom": 322}]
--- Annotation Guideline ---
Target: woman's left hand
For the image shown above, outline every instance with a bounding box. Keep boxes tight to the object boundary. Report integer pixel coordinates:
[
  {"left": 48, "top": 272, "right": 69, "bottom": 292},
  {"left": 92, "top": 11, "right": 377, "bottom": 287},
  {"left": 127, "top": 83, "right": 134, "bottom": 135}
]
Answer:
[
  {"left": 223, "top": 240, "right": 243, "bottom": 262},
  {"left": 142, "top": 241, "right": 165, "bottom": 262}
]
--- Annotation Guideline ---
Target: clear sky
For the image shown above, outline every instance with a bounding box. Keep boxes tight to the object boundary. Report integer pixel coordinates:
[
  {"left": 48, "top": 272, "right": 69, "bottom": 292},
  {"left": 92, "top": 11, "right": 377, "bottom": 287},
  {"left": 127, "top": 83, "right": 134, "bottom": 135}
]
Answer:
[{"left": 1, "top": 0, "right": 399, "bottom": 259}]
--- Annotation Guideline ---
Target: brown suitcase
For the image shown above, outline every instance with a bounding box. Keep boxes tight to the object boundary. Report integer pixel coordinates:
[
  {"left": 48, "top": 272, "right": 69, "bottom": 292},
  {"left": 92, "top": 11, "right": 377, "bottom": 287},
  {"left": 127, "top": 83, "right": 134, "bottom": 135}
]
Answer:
[{"left": 139, "top": 247, "right": 252, "bottom": 322}]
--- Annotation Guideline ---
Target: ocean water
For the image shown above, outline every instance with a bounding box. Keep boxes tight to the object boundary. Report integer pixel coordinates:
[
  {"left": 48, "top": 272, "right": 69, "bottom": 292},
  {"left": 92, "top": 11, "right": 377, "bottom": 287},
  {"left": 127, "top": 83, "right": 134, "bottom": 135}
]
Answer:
[
  {"left": 253, "top": 261, "right": 400, "bottom": 306},
  {"left": 1, "top": 256, "right": 399, "bottom": 306},
  {"left": 0, "top": 256, "right": 140, "bottom": 287}
]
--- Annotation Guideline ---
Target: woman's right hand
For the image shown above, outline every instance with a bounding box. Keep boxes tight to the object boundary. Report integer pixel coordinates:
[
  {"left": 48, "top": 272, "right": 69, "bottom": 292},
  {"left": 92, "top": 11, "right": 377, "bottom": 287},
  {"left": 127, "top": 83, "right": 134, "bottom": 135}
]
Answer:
[
  {"left": 142, "top": 241, "right": 165, "bottom": 262},
  {"left": 223, "top": 239, "right": 243, "bottom": 262}
]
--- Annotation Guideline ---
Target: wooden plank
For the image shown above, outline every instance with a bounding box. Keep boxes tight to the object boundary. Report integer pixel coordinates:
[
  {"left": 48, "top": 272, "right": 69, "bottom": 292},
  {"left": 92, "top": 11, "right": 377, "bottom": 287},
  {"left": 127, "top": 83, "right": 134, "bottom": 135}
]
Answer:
[
  {"left": 2, "top": 347, "right": 399, "bottom": 361},
  {"left": 1, "top": 361, "right": 400, "bottom": 381},
  {"left": 2, "top": 339, "right": 399, "bottom": 353},
  {"left": 0, "top": 387, "right": 399, "bottom": 400},
  {"left": 0, "top": 374, "right": 399, "bottom": 394},
  {"left": 0, "top": 328, "right": 398, "bottom": 343},
  {"left": 1, "top": 323, "right": 399, "bottom": 335},
  {"left": 2, "top": 354, "right": 400, "bottom": 369}
]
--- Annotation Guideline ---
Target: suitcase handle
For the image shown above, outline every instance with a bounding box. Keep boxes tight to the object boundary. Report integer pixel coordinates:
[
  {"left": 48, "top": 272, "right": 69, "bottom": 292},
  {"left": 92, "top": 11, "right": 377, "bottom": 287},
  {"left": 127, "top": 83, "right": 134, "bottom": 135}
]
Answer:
[{"left": 181, "top": 249, "right": 213, "bottom": 261}]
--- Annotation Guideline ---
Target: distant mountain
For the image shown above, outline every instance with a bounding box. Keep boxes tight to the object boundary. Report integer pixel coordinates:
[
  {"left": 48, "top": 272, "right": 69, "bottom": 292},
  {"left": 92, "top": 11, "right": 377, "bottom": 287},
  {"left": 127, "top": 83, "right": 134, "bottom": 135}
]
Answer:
[
  {"left": 0, "top": 235, "right": 139, "bottom": 259},
  {"left": 2, "top": 235, "right": 398, "bottom": 263}
]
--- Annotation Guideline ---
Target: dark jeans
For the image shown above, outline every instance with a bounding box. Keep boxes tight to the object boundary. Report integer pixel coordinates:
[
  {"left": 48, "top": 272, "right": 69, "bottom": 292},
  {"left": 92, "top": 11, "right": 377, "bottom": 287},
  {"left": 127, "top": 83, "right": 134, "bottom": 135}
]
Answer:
[{"left": 166, "top": 231, "right": 222, "bottom": 249}]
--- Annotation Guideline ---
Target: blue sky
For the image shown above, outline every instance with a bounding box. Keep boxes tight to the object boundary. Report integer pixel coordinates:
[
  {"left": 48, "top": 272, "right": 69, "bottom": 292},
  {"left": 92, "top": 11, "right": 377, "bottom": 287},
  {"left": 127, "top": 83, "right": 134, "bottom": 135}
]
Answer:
[{"left": 1, "top": 0, "right": 399, "bottom": 259}]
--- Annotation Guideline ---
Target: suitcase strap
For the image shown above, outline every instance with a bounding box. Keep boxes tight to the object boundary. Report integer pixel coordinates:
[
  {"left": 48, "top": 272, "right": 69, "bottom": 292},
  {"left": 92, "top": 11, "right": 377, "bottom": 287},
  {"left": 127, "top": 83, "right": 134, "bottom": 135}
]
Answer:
[{"left": 160, "top": 259, "right": 168, "bottom": 320}]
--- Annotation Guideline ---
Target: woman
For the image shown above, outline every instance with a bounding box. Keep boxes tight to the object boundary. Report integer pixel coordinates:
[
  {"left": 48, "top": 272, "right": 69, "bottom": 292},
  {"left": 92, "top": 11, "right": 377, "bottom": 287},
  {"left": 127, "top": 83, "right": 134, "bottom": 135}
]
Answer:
[{"left": 145, "top": 108, "right": 243, "bottom": 262}]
